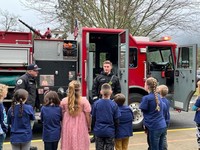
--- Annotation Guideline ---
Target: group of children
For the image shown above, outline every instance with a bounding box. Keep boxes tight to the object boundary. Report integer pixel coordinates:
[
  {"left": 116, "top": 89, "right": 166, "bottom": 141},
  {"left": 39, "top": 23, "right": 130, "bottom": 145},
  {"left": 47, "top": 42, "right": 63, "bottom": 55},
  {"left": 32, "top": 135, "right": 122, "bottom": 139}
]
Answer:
[
  {"left": 2, "top": 76, "right": 200, "bottom": 150},
  {"left": 0, "top": 80, "right": 134, "bottom": 150},
  {"left": 0, "top": 77, "right": 172, "bottom": 150}
]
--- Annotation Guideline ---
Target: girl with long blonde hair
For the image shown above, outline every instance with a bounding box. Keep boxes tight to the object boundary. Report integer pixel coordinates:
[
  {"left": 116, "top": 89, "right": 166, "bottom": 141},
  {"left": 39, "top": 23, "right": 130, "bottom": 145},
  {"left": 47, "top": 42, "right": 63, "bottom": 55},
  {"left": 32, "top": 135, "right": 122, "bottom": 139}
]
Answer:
[{"left": 60, "top": 80, "right": 91, "bottom": 150}]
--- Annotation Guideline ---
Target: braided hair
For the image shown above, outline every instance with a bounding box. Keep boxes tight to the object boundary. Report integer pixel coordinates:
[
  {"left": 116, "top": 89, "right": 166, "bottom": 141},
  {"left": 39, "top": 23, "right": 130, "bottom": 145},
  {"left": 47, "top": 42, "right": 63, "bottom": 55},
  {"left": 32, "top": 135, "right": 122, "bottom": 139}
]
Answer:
[
  {"left": 12, "top": 89, "right": 28, "bottom": 117},
  {"left": 67, "top": 80, "right": 81, "bottom": 116},
  {"left": 146, "top": 77, "right": 160, "bottom": 111}
]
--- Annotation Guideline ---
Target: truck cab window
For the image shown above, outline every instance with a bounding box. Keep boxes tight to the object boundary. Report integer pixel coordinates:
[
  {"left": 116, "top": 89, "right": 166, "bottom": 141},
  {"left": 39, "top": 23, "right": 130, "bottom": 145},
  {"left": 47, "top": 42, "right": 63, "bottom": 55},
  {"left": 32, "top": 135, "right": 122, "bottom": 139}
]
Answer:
[
  {"left": 129, "top": 48, "right": 137, "bottom": 68},
  {"left": 177, "top": 47, "right": 192, "bottom": 68}
]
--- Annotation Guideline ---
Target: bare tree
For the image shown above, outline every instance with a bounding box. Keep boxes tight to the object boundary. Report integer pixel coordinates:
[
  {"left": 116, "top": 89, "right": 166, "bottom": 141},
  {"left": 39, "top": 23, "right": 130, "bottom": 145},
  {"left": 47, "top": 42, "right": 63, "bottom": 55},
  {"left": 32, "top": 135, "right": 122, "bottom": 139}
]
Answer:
[
  {"left": 21, "top": 0, "right": 60, "bottom": 28},
  {"left": 0, "top": 9, "right": 21, "bottom": 31},
  {"left": 23, "top": 0, "right": 200, "bottom": 38}
]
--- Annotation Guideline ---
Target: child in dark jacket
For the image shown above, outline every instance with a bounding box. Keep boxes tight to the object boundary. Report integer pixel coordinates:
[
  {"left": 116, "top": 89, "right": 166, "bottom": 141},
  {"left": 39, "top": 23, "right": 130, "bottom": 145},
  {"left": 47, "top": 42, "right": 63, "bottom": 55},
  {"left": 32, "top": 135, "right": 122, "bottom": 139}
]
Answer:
[
  {"left": 40, "top": 91, "right": 62, "bottom": 150},
  {"left": 92, "top": 83, "right": 121, "bottom": 150},
  {"left": 157, "top": 85, "right": 170, "bottom": 150},
  {"left": 7, "top": 89, "right": 35, "bottom": 150},
  {"left": 193, "top": 80, "right": 200, "bottom": 150},
  {"left": 114, "top": 93, "right": 133, "bottom": 150},
  {"left": 0, "top": 84, "right": 8, "bottom": 150}
]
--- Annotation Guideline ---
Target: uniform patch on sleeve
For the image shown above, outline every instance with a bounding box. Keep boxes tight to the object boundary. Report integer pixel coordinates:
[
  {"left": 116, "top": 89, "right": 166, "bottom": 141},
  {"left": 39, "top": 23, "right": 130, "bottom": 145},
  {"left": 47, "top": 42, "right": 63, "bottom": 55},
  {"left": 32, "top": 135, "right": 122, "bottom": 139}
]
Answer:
[{"left": 17, "top": 79, "right": 23, "bottom": 85}]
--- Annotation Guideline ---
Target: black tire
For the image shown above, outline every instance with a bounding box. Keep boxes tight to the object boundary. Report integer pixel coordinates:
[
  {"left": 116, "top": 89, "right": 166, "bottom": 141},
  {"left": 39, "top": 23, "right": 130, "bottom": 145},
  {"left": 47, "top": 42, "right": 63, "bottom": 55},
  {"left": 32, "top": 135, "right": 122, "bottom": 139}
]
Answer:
[{"left": 129, "top": 93, "right": 144, "bottom": 130}]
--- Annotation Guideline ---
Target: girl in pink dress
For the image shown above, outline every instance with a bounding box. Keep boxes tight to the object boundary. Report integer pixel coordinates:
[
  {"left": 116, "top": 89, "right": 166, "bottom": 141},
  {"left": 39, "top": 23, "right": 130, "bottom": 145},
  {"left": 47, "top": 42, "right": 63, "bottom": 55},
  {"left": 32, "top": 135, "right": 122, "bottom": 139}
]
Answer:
[{"left": 60, "top": 80, "right": 91, "bottom": 150}]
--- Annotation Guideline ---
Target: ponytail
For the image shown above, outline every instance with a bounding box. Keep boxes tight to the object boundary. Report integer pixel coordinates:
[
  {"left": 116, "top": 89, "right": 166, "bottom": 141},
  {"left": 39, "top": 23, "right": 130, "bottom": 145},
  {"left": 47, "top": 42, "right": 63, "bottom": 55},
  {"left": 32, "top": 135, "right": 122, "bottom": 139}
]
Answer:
[
  {"left": 146, "top": 77, "right": 160, "bottom": 111},
  {"left": 67, "top": 80, "right": 81, "bottom": 116}
]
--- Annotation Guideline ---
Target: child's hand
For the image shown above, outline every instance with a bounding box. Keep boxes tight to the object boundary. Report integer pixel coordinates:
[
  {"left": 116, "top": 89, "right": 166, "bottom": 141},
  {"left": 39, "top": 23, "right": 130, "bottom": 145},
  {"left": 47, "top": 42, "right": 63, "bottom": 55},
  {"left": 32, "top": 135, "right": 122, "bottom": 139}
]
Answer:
[{"left": 192, "top": 105, "right": 198, "bottom": 111}]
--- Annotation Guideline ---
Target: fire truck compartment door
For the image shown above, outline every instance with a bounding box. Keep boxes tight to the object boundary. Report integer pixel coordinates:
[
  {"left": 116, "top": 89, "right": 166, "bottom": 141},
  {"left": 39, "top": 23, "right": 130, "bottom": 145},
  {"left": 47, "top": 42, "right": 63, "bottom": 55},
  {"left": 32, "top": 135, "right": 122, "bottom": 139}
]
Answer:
[
  {"left": 0, "top": 47, "right": 29, "bottom": 66},
  {"left": 85, "top": 32, "right": 94, "bottom": 100},
  {"left": 174, "top": 44, "right": 197, "bottom": 111},
  {"left": 34, "top": 40, "right": 64, "bottom": 60},
  {"left": 118, "top": 29, "right": 129, "bottom": 105}
]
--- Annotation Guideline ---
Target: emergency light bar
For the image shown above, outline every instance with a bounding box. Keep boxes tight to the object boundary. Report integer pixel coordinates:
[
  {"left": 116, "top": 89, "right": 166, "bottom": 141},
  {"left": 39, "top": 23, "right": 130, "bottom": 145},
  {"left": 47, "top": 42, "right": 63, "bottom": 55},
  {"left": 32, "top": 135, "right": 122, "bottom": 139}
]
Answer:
[
  {"left": 161, "top": 36, "right": 171, "bottom": 41},
  {"left": 155, "top": 36, "right": 172, "bottom": 42}
]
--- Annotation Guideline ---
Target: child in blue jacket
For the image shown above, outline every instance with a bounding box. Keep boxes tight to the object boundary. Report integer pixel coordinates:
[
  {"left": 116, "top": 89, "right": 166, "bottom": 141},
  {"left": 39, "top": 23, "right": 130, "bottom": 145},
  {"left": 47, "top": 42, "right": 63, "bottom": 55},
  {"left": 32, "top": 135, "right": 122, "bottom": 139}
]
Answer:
[
  {"left": 114, "top": 93, "right": 133, "bottom": 150},
  {"left": 92, "top": 83, "right": 121, "bottom": 150},
  {"left": 139, "top": 77, "right": 166, "bottom": 150},
  {"left": 7, "top": 89, "right": 35, "bottom": 150},
  {"left": 40, "top": 91, "right": 62, "bottom": 150},
  {"left": 157, "top": 85, "right": 170, "bottom": 150},
  {"left": 193, "top": 80, "right": 200, "bottom": 150},
  {"left": 0, "top": 84, "right": 8, "bottom": 150}
]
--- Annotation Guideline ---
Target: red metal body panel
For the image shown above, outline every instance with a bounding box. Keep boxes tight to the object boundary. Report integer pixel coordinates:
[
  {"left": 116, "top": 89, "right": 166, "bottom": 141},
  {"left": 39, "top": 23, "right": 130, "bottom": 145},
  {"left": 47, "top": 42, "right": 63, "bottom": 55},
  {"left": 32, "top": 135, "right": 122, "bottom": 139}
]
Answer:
[
  {"left": 0, "top": 31, "right": 32, "bottom": 46},
  {"left": 0, "top": 31, "right": 33, "bottom": 66}
]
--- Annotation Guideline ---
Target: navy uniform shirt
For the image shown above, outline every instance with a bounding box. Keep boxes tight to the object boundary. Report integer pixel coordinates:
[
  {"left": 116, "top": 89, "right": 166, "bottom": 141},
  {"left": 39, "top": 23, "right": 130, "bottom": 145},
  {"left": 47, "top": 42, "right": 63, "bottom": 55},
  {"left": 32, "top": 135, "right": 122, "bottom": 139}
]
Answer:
[
  {"left": 115, "top": 105, "right": 133, "bottom": 139},
  {"left": 92, "top": 99, "right": 121, "bottom": 138},
  {"left": 7, "top": 104, "right": 35, "bottom": 143},
  {"left": 160, "top": 97, "right": 170, "bottom": 126},
  {"left": 194, "top": 96, "right": 200, "bottom": 124},
  {"left": 40, "top": 105, "right": 62, "bottom": 142},
  {"left": 139, "top": 93, "right": 166, "bottom": 130},
  {"left": 15, "top": 73, "right": 37, "bottom": 107}
]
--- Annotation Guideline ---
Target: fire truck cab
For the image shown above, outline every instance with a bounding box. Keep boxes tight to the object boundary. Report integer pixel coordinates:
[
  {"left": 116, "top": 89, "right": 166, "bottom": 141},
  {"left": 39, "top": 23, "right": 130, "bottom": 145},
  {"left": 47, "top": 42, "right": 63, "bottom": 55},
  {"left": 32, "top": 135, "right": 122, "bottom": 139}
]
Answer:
[{"left": 80, "top": 28, "right": 197, "bottom": 128}]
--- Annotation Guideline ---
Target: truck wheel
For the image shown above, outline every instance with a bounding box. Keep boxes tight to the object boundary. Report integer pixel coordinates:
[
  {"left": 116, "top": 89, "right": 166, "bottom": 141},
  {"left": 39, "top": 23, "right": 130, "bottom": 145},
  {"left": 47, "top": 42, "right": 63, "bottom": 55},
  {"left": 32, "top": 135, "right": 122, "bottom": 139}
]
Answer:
[{"left": 129, "top": 93, "right": 143, "bottom": 130}]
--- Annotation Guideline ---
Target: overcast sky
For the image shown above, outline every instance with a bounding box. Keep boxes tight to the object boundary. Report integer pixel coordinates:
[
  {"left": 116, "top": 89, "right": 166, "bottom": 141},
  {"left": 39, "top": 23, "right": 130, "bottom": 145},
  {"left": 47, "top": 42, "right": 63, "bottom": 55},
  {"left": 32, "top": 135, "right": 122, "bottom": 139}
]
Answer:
[{"left": 1, "top": 0, "right": 50, "bottom": 32}]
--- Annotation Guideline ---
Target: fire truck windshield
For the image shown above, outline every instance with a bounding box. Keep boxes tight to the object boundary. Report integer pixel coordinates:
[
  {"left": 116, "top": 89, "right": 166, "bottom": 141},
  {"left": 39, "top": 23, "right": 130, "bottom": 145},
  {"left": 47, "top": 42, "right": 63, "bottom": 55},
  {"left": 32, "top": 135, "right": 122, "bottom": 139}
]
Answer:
[{"left": 147, "top": 47, "right": 173, "bottom": 71}]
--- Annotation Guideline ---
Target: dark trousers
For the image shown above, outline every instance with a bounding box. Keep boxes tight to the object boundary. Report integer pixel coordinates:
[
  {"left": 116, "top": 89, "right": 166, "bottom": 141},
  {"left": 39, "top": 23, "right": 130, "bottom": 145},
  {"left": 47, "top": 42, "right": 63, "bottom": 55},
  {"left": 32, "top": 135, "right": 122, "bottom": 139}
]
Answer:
[
  {"left": 196, "top": 123, "right": 200, "bottom": 148},
  {"left": 44, "top": 141, "right": 59, "bottom": 150},
  {"left": 95, "top": 136, "right": 114, "bottom": 150}
]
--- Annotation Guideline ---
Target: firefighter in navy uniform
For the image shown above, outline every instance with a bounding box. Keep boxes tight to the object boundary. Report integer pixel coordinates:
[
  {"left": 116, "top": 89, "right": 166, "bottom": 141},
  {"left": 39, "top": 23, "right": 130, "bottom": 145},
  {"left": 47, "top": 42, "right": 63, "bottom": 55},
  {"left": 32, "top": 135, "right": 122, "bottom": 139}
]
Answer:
[
  {"left": 90, "top": 60, "right": 121, "bottom": 143},
  {"left": 14, "top": 64, "right": 41, "bottom": 150},
  {"left": 15, "top": 64, "right": 41, "bottom": 108}
]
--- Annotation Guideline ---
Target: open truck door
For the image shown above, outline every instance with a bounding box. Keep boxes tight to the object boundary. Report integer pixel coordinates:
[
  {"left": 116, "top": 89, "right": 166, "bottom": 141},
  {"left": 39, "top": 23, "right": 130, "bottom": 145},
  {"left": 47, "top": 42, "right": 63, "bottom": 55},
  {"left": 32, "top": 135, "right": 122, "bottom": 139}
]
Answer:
[
  {"left": 174, "top": 44, "right": 197, "bottom": 111},
  {"left": 118, "top": 30, "right": 129, "bottom": 105},
  {"left": 86, "top": 33, "right": 95, "bottom": 102}
]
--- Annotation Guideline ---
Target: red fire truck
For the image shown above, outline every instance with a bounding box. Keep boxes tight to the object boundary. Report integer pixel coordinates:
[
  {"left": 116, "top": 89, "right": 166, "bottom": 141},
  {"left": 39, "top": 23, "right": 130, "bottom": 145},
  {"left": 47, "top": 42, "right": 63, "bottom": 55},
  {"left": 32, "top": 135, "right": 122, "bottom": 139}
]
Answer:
[{"left": 0, "top": 27, "right": 197, "bottom": 129}]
